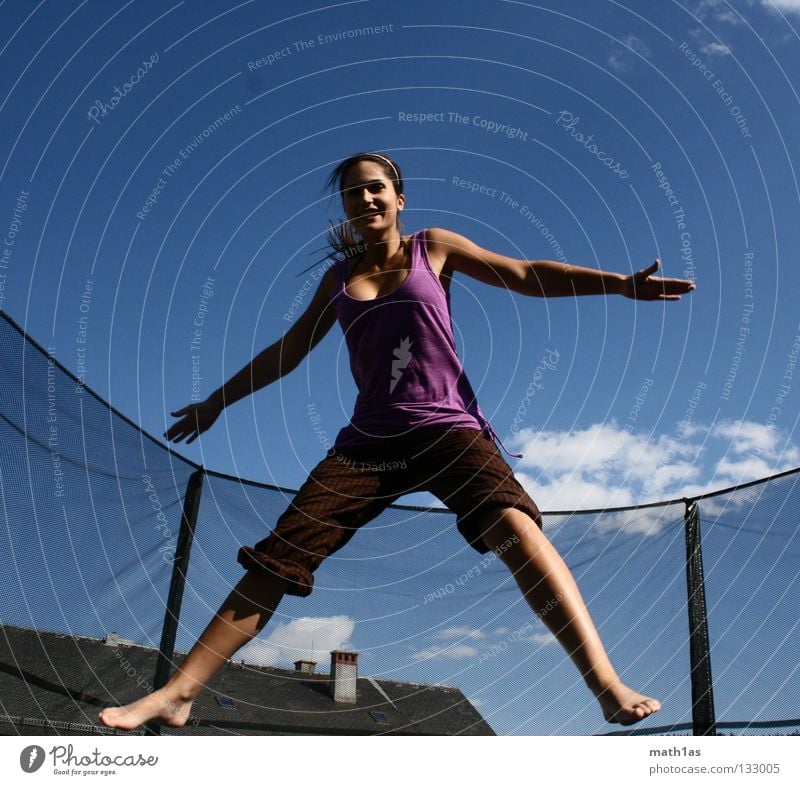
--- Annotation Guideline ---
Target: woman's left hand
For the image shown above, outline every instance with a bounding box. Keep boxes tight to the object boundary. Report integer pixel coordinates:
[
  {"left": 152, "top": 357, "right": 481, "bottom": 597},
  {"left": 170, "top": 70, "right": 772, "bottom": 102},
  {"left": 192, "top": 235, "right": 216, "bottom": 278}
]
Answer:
[{"left": 621, "top": 259, "right": 696, "bottom": 301}]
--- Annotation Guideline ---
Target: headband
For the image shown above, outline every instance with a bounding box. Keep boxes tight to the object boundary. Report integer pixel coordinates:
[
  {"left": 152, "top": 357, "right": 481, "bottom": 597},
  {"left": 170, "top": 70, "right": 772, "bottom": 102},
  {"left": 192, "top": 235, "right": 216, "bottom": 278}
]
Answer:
[{"left": 367, "top": 152, "right": 401, "bottom": 185}]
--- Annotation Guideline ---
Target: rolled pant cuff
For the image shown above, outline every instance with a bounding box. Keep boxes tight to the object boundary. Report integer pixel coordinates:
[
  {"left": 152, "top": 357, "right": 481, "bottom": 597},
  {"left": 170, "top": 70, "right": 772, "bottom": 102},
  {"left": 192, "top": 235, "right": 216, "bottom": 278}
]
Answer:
[{"left": 237, "top": 546, "right": 314, "bottom": 597}]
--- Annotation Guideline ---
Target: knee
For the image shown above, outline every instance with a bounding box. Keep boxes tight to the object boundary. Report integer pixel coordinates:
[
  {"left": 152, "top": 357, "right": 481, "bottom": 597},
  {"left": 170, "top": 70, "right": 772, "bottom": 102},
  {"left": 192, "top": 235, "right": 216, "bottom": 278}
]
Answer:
[{"left": 477, "top": 506, "right": 542, "bottom": 557}]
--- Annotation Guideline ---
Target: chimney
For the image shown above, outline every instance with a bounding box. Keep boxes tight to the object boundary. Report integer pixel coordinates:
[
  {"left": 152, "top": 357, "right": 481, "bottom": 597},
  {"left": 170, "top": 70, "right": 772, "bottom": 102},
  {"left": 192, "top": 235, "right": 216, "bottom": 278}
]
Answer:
[
  {"left": 294, "top": 659, "right": 317, "bottom": 674},
  {"left": 329, "top": 650, "right": 358, "bottom": 703}
]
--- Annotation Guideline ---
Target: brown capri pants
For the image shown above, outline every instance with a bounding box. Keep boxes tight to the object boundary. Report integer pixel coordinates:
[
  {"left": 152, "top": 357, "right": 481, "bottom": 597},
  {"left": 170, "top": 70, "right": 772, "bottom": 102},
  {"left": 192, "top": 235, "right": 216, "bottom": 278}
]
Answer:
[{"left": 237, "top": 428, "right": 541, "bottom": 597}]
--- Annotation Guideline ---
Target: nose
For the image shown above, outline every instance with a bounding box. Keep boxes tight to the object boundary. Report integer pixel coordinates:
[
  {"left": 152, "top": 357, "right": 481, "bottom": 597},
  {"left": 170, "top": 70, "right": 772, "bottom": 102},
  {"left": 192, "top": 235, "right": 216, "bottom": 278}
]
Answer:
[{"left": 357, "top": 187, "right": 374, "bottom": 205}]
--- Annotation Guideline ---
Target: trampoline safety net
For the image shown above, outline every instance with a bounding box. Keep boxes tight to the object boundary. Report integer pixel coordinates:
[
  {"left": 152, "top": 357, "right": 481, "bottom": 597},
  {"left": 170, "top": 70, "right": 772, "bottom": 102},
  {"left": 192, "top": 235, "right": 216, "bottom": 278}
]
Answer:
[{"left": 2, "top": 310, "right": 798, "bottom": 736}]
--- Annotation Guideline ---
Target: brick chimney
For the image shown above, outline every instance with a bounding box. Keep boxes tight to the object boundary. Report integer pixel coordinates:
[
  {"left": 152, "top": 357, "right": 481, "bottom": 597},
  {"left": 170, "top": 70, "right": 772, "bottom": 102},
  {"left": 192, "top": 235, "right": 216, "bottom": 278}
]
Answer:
[
  {"left": 294, "top": 659, "right": 317, "bottom": 674},
  {"left": 329, "top": 650, "right": 358, "bottom": 703}
]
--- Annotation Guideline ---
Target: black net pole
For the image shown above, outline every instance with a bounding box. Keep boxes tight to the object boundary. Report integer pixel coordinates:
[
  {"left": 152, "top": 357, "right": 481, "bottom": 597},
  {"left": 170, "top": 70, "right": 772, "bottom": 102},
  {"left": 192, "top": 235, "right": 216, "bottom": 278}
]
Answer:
[
  {"left": 683, "top": 500, "right": 716, "bottom": 736},
  {"left": 145, "top": 467, "right": 204, "bottom": 735}
]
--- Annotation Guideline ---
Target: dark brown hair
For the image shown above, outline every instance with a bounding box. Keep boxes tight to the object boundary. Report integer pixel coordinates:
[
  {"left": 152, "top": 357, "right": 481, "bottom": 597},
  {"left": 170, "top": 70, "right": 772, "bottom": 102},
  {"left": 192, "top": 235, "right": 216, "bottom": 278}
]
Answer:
[
  {"left": 297, "top": 153, "right": 405, "bottom": 276},
  {"left": 325, "top": 152, "right": 404, "bottom": 260}
]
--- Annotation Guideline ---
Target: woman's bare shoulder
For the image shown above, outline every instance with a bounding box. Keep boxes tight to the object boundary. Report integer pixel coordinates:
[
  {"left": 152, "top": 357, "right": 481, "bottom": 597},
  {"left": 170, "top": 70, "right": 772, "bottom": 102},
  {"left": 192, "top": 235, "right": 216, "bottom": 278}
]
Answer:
[{"left": 421, "top": 227, "right": 467, "bottom": 275}]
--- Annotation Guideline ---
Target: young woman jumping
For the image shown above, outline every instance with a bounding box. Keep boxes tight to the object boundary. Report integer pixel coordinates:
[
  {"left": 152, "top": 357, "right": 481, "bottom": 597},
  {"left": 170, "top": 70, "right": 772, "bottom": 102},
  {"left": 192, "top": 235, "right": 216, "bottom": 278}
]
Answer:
[{"left": 99, "top": 152, "right": 695, "bottom": 731}]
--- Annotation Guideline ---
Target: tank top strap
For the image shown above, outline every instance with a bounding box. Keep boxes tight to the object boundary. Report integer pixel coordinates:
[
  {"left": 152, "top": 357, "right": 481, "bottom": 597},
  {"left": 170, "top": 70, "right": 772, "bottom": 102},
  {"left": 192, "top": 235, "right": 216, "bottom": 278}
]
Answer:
[
  {"left": 409, "top": 229, "right": 431, "bottom": 274},
  {"left": 334, "top": 255, "right": 347, "bottom": 290}
]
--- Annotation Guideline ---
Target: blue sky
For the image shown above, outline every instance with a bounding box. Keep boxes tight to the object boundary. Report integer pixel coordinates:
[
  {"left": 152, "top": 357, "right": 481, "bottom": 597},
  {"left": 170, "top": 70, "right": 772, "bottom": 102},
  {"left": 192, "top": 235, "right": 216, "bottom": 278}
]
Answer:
[{"left": 2, "top": 0, "right": 799, "bottom": 735}]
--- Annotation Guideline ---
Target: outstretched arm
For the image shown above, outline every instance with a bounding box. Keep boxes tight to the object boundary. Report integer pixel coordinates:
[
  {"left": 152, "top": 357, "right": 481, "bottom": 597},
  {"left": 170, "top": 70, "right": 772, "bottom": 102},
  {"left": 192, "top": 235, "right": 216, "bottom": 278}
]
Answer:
[
  {"left": 426, "top": 228, "right": 696, "bottom": 300},
  {"left": 164, "top": 267, "right": 338, "bottom": 444}
]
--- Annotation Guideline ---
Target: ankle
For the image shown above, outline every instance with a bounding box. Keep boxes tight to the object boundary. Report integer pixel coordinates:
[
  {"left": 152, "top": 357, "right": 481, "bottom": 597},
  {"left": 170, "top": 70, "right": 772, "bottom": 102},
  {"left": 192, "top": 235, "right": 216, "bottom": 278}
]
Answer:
[
  {"left": 161, "top": 677, "right": 201, "bottom": 704},
  {"left": 584, "top": 669, "right": 622, "bottom": 697}
]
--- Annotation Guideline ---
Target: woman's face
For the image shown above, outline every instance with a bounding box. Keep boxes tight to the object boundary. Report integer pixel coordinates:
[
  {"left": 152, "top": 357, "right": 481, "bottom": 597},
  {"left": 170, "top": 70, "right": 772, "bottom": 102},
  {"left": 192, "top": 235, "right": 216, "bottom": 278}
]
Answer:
[{"left": 340, "top": 160, "right": 404, "bottom": 234}]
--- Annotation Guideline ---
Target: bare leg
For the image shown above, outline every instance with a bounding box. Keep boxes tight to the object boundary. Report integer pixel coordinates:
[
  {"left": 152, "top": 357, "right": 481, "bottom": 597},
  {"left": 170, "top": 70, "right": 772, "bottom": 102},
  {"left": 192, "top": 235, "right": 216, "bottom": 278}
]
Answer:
[
  {"left": 478, "top": 507, "right": 661, "bottom": 726},
  {"left": 99, "top": 570, "right": 287, "bottom": 730}
]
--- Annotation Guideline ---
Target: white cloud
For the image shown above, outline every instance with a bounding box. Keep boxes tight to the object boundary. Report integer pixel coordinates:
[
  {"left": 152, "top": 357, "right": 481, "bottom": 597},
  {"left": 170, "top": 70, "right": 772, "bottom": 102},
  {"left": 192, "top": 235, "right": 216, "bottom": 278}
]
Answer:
[
  {"left": 608, "top": 34, "right": 651, "bottom": 73},
  {"left": 689, "top": 27, "right": 734, "bottom": 57},
  {"left": 411, "top": 644, "right": 479, "bottom": 661},
  {"left": 529, "top": 632, "right": 558, "bottom": 646},
  {"left": 434, "top": 625, "right": 485, "bottom": 641},
  {"left": 625, "top": 34, "right": 652, "bottom": 56},
  {"left": 701, "top": 40, "right": 733, "bottom": 55},
  {"left": 682, "top": 0, "right": 751, "bottom": 24},
  {"left": 608, "top": 50, "right": 628, "bottom": 73},
  {"left": 682, "top": 0, "right": 800, "bottom": 22},
  {"left": 239, "top": 615, "right": 354, "bottom": 667},
  {"left": 763, "top": 0, "right": 800, "bottom": 14},
  {"left": 507, "top": 419, "right": 798, "bottom": 523}
]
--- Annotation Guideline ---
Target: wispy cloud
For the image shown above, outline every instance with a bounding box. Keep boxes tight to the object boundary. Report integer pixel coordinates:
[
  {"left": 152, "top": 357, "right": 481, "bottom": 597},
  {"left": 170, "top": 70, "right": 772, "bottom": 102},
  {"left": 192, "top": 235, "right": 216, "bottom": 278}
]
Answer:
[
  {"left": 762, "top": 0, "right": 800, "bottom": 14},
  {"left": 529, "top": 632, "right": 558, "bottom": 646},
  {"left": 681, "top": 0, "right": 750, "bottom": 25},
  {"left": 411, "top": 644, "right": 480, "bottom": 661},
  {"left": 608, "top": 33, "right": 651, "bottom": 73},
  {"left": 700, "top": 40, "right": 734, "bottom": 55},
  {"left": 239, "top": 615, "right": 355, "bottom": 667},
  {"left": 410, "top": 622, "right": 557, "bottom": 663},
  {"left": 434, "top": 625, "right": 486, "bottom": 641}
]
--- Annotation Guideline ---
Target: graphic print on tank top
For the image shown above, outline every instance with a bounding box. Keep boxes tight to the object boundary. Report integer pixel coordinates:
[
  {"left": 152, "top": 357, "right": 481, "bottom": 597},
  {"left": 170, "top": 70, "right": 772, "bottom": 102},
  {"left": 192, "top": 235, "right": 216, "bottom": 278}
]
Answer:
[
  {"left": 330, "top": 229, "right": 522, "bottom": 457},
  {"left": 389, "top": 336, "right": 414, "bottom": 394}
]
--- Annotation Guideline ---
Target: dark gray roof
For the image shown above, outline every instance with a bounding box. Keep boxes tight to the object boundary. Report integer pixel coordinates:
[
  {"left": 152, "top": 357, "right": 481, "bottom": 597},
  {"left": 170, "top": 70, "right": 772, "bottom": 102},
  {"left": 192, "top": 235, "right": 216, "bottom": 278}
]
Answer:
[{"left": 0, "top": 625, "right": 494, "bottom": 736}]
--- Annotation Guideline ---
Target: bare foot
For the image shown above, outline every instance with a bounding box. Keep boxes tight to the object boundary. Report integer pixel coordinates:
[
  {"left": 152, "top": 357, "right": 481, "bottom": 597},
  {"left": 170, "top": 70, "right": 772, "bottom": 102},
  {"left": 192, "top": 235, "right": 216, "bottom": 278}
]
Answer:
[
  {"left": 596, "top": 681, "right": 662, "bottom": 726},
  {"left": 98, "top": 688, "right": 193, "bottom": 731}
]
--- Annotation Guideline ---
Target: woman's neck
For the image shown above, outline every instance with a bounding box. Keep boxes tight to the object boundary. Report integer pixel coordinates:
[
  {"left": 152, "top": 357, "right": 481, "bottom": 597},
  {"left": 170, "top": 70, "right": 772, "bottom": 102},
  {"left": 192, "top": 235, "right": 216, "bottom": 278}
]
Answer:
[{"left": 361, "top": 228, "right": 403, "bottom": 266}]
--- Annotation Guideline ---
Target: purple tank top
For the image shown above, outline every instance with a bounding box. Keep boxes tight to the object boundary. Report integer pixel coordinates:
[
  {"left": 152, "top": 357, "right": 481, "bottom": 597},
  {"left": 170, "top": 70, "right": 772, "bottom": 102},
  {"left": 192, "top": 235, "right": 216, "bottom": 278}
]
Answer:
[{"left": 331, "top": 229, "right": 521, "bottom": 457}]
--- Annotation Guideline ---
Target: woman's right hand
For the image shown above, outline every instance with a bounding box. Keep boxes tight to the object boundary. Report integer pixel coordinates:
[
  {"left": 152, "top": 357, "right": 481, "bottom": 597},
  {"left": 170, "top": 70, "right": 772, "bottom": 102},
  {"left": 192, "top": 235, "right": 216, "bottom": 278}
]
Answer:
[{"left": 163, "top": 397, "right": 224, "bottom": 444}]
